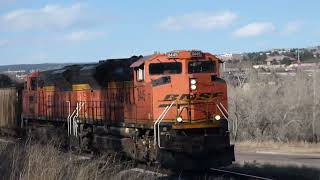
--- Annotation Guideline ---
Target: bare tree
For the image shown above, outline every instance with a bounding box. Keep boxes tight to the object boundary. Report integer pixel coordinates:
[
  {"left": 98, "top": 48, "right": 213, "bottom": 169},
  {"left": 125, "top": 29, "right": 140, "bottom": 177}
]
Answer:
[{"left": 228, "top": 70, "right": 320, "bottom": 143}]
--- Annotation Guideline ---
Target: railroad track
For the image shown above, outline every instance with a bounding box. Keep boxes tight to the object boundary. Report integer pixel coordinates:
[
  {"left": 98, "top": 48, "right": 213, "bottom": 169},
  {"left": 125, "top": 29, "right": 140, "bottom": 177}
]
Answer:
[{"left": 210, "top": 168, "right": 273, "bottom": 180}]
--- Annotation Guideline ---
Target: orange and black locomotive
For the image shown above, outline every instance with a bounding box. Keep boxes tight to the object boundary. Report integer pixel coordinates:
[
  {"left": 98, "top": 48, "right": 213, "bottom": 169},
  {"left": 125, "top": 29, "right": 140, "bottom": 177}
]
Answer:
[{"left": 22, "top": 50, "right": 234, "bottom": 169}]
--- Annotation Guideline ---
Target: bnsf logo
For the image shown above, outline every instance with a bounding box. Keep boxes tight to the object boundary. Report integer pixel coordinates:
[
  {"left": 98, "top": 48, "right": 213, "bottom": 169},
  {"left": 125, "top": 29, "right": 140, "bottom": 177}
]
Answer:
[
  {"left": 162, "top": 92, "right": 224, "bottom": 101},
  {"left": 158, "top": 92, "right": 224, "bottom": 107}
]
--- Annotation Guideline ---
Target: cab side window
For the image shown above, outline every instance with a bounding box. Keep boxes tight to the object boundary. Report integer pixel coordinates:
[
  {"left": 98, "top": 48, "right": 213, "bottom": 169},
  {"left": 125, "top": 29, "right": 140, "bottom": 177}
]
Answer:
[
  {"left": 136, "top": 66, "right": 145, "bottom": 82},
  {"left": 149, "top": 62, "right": 182, "bottom": 75}
]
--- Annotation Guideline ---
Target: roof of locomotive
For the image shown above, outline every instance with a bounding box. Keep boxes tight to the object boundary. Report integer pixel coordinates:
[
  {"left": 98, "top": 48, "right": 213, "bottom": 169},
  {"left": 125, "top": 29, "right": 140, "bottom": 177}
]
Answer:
[
  {"left": 130, "top": 50, "right": 223, "bottom": 68},
  {"left": 32, "top": 50, "right": 222, "bottom": 89},
  {"left": 130, "top": 55, "right": 156, "bottom": 68},
  {"left": 38, "top": 55, "right": 143, "bottom": 89}
]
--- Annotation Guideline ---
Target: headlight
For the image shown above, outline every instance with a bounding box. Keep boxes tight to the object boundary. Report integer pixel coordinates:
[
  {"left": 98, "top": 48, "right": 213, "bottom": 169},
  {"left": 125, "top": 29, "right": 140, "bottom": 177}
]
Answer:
[
  {"left": 214, "top": 115, "right": 221, "bottom": 121},
  {"left": 190, "top": 79, "right": 197, "bottom": 85},
  {"left": 190, "top": 84, "right": 197, "bottom": 90},
  {"left": 176, "top": 117, "right": 183, "bottom": 123}
]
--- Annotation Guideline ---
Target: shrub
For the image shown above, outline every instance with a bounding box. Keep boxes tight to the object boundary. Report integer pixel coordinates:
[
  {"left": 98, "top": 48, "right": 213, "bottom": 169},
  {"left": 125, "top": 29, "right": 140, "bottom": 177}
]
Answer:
[{"left": 228, "top": 70, "right": 320, "bottom": 142}]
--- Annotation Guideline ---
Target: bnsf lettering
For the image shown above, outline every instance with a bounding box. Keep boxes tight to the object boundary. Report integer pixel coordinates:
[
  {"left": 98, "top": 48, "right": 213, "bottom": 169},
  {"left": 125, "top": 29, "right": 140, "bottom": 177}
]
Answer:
[
  {"left": 162, "top": 92, "right": 224, "bottom": 101},
  {"left": 179, "top": 94, "right": 196, "bottom": 101}
]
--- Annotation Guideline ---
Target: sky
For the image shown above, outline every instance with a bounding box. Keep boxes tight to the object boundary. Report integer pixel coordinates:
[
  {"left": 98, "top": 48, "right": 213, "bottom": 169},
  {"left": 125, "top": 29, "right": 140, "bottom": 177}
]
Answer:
[{"left": 0, "top": 0, "right": 319, "bottom": 65}]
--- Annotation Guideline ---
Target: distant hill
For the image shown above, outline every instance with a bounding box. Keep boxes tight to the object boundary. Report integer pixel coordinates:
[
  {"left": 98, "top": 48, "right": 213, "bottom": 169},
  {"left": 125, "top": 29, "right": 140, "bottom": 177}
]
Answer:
[
  {"left": 220, "top": 45, "right": 320, "bottom": 66},
  {"left": 0, "top": 63, "right": 72, "bottom": 73}
]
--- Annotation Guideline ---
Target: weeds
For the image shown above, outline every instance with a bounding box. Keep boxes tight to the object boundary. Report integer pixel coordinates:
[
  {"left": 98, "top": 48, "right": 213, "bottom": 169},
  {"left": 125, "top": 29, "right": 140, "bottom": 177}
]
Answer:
[{"left": 0, "top": 140, "right": 153, "bottom": 180}]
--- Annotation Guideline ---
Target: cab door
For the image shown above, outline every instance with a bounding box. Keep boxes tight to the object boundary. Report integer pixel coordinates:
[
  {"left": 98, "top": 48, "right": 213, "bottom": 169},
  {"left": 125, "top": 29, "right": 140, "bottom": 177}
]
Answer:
[{"left": 133, "top": 65, "right": 153, "bottom": 125}]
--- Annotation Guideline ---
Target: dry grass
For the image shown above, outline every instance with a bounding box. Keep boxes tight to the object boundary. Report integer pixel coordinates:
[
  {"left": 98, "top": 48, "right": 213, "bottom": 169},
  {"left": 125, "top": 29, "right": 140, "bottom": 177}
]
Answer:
[{"left": 0, "top": 140, "right": 161, "bottom": 180}]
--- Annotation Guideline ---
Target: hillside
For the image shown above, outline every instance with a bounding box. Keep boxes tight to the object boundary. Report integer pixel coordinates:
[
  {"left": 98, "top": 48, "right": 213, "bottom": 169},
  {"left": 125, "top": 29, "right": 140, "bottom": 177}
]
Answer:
[
  {"left": 219, "top": 45, "right": 320, "bottom": 64},
  {"left": 0, "top": 63, "right": 72, "bottom": 73}
]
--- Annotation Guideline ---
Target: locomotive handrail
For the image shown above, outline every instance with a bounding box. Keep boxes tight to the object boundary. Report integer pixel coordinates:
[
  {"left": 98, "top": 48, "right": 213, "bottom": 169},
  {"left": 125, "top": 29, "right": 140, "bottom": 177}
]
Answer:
[
  {"left": 219, "top": 102, "right": 228, "bottom": 116},
  {"left": 154, "top": 101, "right": 175, "bottom": 148},
  {"left": 72, "top": 103, "right": 80, "bottom": 137},
  {"left": 67, "top": 102, "right": 85, "bottom": 136},
  {"left": 216, "top": 103, "right": 229, "bottom": 121},
  {"left": 66, "top": 101, "right": 71, "bottom": 135},
  {"left": 157, "top": 101, "right": 175, "bottom": 148},
  {"left": 153, "top": 105, "right": 170, "bottom": 145},
  {"left": 67, "top": 103, "right": 78, "bottom": 136},
  {"left": 72, "top": 102, "right": 85, "bottom": 137}
]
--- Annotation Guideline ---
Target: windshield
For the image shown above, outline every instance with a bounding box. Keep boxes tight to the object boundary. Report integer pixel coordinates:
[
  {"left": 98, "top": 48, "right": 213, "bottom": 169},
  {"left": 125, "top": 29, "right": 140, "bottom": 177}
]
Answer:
[
  {"left": 188, "top": 61, "right": 215, "bottom": 74},
  {"left": 149, "top": 62, "right": 182, "bottom": 75}
]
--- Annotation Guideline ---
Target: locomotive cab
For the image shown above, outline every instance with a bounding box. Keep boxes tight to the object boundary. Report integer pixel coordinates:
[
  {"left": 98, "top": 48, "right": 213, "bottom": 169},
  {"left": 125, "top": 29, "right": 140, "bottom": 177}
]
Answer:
[{"left": 131, "top": 50, "right": 228, "bottom": 128}]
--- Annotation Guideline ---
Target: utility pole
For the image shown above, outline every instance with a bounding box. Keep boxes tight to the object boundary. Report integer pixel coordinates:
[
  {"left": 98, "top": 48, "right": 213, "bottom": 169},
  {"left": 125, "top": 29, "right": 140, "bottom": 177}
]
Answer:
[
  {"left": 312, "top": 70, "right": 317, "bottom": 142},
  {"left": 296, "top": 49, "right": 301, "bottom": 104},
  {"left": 297, "top": 48, "right": 301, "bottom": 68}
]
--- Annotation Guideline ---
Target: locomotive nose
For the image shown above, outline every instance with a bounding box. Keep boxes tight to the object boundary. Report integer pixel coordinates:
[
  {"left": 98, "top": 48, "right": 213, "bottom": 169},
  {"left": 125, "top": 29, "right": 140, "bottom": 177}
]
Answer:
[
  {"left": 183, "top": 74, "right": 227, "bottom": 122},
  {"left": 153, "top": 74, "right": 226, "bottom": 124}
]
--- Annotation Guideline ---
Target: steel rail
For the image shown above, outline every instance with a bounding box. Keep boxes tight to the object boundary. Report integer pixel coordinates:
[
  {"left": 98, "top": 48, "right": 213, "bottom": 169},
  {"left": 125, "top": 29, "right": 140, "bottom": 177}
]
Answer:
[{"left": 210, "top": 168, "right": 273, "bottom": 180}]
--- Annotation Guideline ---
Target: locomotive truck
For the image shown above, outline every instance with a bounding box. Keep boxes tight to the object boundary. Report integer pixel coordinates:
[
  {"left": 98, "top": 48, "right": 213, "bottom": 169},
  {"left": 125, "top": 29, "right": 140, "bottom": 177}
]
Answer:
[{"left": 1, "top": 50, "right": 234, "bottom": 169}]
